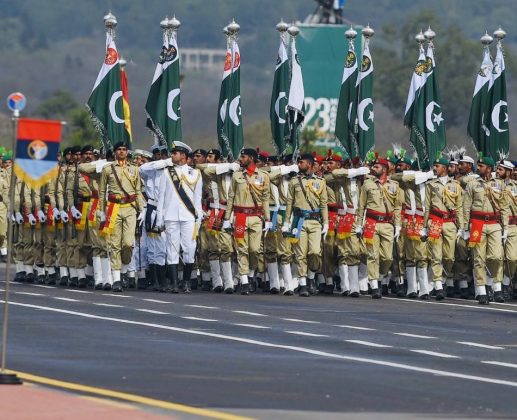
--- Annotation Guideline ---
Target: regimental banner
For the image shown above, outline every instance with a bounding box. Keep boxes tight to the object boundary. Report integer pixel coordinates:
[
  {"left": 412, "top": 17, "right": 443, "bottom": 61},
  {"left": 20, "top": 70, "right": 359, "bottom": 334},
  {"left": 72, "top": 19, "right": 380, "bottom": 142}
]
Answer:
[
  {"left": 297, "top": 24, "right": 362, "bottom": 151},
  {"left": 13, "top": 118, "right": 62, "bottom": 189}
]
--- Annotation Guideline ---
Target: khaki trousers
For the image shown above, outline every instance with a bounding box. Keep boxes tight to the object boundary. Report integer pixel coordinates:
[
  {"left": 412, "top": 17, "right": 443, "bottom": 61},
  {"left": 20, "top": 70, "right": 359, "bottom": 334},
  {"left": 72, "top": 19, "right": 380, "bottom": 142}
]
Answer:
[
  {"left": 235, "top": 215, "right": 262, "bottom": 276},
  {"left": 292, "top": 219, "right": 322, "bottom": 278},
  {"left": 504, "top": 224, "right": 517, "bottom": 278},
  {"left": 108, "top": 206, "right": 136, "bottom": 270},
  {"left": 471, "top": 223, "right": 503, "bottom": 285},
  {"left": 427, "top": 221, "right": 456, "bottom": 281},
  {"left": 365, "top": 222, "right": 394, "bottom": 281}
]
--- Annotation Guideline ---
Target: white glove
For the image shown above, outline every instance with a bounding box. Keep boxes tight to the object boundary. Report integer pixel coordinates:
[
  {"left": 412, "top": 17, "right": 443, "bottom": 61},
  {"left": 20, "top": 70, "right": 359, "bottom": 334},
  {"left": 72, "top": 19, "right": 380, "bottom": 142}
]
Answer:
[
  {"left": 279, "top": 164, "right": 299, "bottom": 176},
  {"left": 15, "top": 212, "right": 24, "bottom": 224},
  {"left": 355, "top": 225, "right": 363, "bottom": 237},
  {"left": 321, "top": 223, "right": 329, "bottom": 239},
  {"left": 230, "top": 162, "right": 241, "bottom": 172},
  {"left": 60, "top": 210, "right": 69, "bottom": 223},
  {"left": 71, "top": 206, "right": 82, "bottom": 220},
  {"left": 52, "top": 208, "right": 61, "bottom": 221},
  {"left": 456, "top": 229, "right": 464, "bottom": 240},
  {"left": 222, "top": 219, "right": 232, "bottom": 231},
  {"left": 263, "top": 221, "right": 273, "bottom": 233},
  {"left": 419, "top": 228, "right": 428, "bottom": 238},
  {"left": 502, "top": 229, "right": 508, "bottom": 243},
  {"left": 10, "top": 213, "right": 15, "bottom": 222},
  {"left": 281, "top": 223, "right": 290, "bottom": 233},
  {"left": 137, "top": 211, "right": 145, "bottom": 226},
  {"left": 347, "top": 167, "right": 370, "bottom": 178},
  {"left": 97, "top": 210, "right": 106, "bottom": 223},
  {"left": 463, "top": 230, "right": 470, "bottom": 241},
  {"left": 394, "top": 225, "right": 401, "bottom": 240},
  {"left": 28, "top": 213, "right": 37, "bottom": 226},
  {"left": 37, "top": 210, "right": 47, "bottom": 223}
]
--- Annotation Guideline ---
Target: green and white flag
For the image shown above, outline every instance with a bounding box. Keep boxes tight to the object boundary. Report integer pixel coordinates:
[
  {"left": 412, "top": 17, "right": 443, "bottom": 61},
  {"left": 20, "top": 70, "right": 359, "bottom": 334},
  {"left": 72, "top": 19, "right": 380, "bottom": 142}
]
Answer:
[
  {"left": 487, "top": 41, "right": 509, "bottom": 158},
  {"left": 145, "top": 29, "right": 182, "bottom": 151},
  {"left": 270, "top": 38, "right": 290, "bottom": 154},
  {"left": 335, "top": 40, "right": 358, "bottom": 157},
  {"left": 86, "top": 32, "right": 126, "bottom": 150},
  {"left": 404, "top": 44, "right": 446, "bottom": 164},
  {"left": 353, "top": 41, "right": 374, "bottom": 160},
  {"left": 467, "top": 46, "right": 493, "bottom": 154},
  {"left": 287, "top": 36, "right": 305, "bottom": 153},
  {"left": 217, "top": 39, "right": 243, "bottom": 159}
]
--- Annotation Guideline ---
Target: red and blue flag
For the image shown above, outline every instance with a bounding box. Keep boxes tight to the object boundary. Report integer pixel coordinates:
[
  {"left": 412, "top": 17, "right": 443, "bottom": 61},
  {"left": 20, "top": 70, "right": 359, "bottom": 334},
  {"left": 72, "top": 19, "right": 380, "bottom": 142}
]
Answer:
[{"left": 13, "top": 118, "right": 62, "bottom": 189}]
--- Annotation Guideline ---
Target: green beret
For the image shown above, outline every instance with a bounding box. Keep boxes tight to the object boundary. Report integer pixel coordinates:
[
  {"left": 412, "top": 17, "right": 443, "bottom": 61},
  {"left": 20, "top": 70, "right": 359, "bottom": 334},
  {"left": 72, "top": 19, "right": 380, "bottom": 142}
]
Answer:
[
  {"left": 434, "top": 157, "right": 450, "bottom": 167},
  {"left": 478, "top": 156, "right": 495, "bottom": 168}
]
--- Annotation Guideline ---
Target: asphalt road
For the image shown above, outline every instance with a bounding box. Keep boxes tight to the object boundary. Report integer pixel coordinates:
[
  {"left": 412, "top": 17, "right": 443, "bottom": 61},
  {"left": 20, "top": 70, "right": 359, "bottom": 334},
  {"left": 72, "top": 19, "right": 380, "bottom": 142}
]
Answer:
[{"left": 1, "top": 273, "right": 517, "bottom": 419}]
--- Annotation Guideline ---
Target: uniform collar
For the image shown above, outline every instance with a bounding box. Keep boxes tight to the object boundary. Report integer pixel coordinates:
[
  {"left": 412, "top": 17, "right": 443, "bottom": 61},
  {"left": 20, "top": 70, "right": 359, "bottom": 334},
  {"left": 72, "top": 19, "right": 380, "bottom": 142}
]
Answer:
[{"left": 246, "top": 163, "right": 257, "bottom": 176}]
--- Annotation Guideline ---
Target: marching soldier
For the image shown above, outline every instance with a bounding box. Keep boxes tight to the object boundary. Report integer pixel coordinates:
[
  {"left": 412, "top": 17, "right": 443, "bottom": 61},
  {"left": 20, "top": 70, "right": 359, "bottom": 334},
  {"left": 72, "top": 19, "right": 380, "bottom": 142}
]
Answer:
[
  {"left": 153, "top": 141, "right": 203, "bottom": 293},
  {"left": 0, "top": 153, "right": 12, "bottom": 262},
  {"left": 421, "top": 157, "right": 463, "bottom": 301},
  {"left": 223, "top": 148, "right": 270, "bottom": 295},
  {"left": 463, "top": 155, "right": 508, "bottom": 304},
  {"left": 98, "top": 141, "right": 145, "bottom": 292},
  {"left": 498, "top": 159, "right": 516, "bottom": 300},
  {"left": 355, "top": 155, "right": 402, "bottom": 299},
  {"left": 283, "top": 153, "right": 328, "bottom": 297}
]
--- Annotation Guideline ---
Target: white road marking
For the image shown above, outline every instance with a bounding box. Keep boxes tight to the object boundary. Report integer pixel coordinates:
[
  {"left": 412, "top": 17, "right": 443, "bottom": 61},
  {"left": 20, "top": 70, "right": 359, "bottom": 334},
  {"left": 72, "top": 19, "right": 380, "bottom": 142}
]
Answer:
[
  {"left": 457, "top": 341, "right": 504, "bottom": 350},
  {"left": 234, "top": 324, "right": 271, "bottom": 329},
  {"left": 65, "top": 290, "right": 93, "bottom": 294},
  {"left": 53, "top": 297, "right": 80, "bottom": 302},
  {"left": 286, "top": 331, "right": 329, "bottom": 338},
  {"left": 282, "top": 318, "right": 320, "bottom": 324},
  {"left": 32, "top": 285, "right": 56, "bottom": 289},
  {"left": 186, "top": 304, "right": 220, "bottom": 310},
  {"left": 14, "top": 292, "right": 44, "bottom": 296},
  {"left": 135, "top": 309, "right": 170, "bottom": 315},
  {"left": 93, "top": 303, "right": 124, "bottom": 308},
  {"left": 346, "top": 340, "right": 393, "bottom": 348},
  {"left": 181, "top": 316, "right": 218, "bottom": 322},
  {"left": 387, "top": 297, "right": 517, "bottom": 314},
  {"left": 394, "top": 333, "right": 437, "bottom": 339},
  {"left": 482, "top": 361, "right": 517, "bottom": 369},
  {"left": 142, "top": 299, "right": 174, "bottom": 304},
  {"left": 411, "top": 350, "right": 460, "bottom": 359},
  {"left": 102, "top": 294, "right": 132, "bottom": 298},
  {"left": 333, "top": 325, "right": 375, "bottom": 331},
  {"left": 233, "top": 310, "right": 267, "bottom": 317},
  {"left": 6, "top": 300, "right": 517, "bottom": 389}
]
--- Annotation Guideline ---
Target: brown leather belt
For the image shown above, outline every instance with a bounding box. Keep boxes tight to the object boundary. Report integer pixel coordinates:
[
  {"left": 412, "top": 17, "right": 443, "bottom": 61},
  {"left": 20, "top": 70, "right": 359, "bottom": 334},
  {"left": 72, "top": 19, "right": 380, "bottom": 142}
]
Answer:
[
  {"left": 366, "top": 210, "right": 393, "bottom": 223},
  {"left": 470, "top": 211, "right": 500, "bottom": 222},
  {"left": 108, "top": 194, "right": 137, "bottom": 204},
  {"left": 234, "top": 206, "right": 262, "bottom": 216},
  {"left": 430, "top": 207, "right": 456, "bottom": 222}
]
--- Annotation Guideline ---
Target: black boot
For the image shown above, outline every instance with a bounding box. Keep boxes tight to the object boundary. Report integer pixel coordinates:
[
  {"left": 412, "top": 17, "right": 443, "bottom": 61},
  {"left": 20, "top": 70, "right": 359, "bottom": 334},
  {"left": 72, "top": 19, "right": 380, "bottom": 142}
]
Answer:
[
  {"left": 78, "top": 277, "right": 88, "bottom": 288},
  {"left": 137, "top": 276, "right": 147, "bottom": 290},
  {"left": 262, "top": 281, "right": 270, "bottom": 293},
  {"left": 46, "top": 273, "right": 57, "bottom": 285},
  {"left": 307, "top": 277, "right": 317, "bottom": 295},
  {"left": 183, "top": 264, "right": 193, "bottom": 294},
  {"left": 248, "top": 276, "right": 257, "bottom": 293},
  {"left": 371, "top": 288, "right": 382, "bottom": 299},
  {"left": 381, "top": 284, "right": 389, "bottom": 296},
  {"left": 435, "top": 289, "right": 445, "bottom": 301},
  {"left": 502, "top": 284, "right": 510, "bottom": 301},
  {"left": 86, "top": 275, "right": 95, "bottom": 288},
  {"left": 460, "top": 288, "right": 470, "bottom": 299},
  {"left": 189, "top": 269, "right": 198, "bottom": 290},
  {"left": 299, "top": 285, "right": 309, "bottom": 297},
  {"left": 241, "top": 283, "right": 250, "bottom": 295},
  {"left": 68, "top": 277, "right": 78, "bottom": 287},
  {"left": 148, "top": 264, "right": 159, "bottom": 291},
  {"left": 494, "top": 291, "right": 505, "bottom": 303},
  {"left": 14, "top": 271, "right": 26, "bottom": 283},
  {"left": 486, "top": 285, "right": 494, "bottom": 302},
  {"left": 25, "top": 271, "right": 35, "bottom": 283},
  {"left": 167, "top": 264, "right": 179, "bottom": 294},
  {"left": 446, "top": 286, "right": 455, "bottom": 298},
  {"left": 121, "top": 273, "right": 129, "bottom": 289},
  {"left": 58, "top": 276, "right": 69, "bottom": 286},
  {"left": 478, "top": 294, "right": 489, "bottom": 305}
]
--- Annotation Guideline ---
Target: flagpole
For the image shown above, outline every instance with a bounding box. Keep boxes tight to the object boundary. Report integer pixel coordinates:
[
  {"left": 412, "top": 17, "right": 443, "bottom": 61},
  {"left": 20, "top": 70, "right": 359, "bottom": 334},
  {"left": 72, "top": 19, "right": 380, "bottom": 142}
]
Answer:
[
  {"left": 0, "top": 105, "right": 23, "bottom": 385},
  {"left": 287, "top": 24, "right": 300, "bottom": 160}
]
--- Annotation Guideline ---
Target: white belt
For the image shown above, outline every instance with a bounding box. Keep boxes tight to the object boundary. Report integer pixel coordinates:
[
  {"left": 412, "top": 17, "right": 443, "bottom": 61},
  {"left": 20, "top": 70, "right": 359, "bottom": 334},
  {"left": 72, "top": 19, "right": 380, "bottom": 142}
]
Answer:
[
  {"left": 147, "top": 198, "right": 158, "bottom": 206},
  {"left": 270, "top": 206, "right": 279, "bottom": 212},
  {"left": 209, "top": 203, "right": 226, "bottom": 210},
  {"left": 404, "top": 209, "right": 415, "bottom": 216},
  {"left": 415, "top": 209, "right": 424, "bottom": 217},
  {"left": 347, "top": 208, "right": 357, "bottom": 215},
  {"left": 209, "top": 202, "right": 219, "bottom": 209},
  {"left": 338, "top": 209, "right": 347, "bottom": 215},
  {"left": 279, "top": 205, "right": 286, "bottom": 211}
]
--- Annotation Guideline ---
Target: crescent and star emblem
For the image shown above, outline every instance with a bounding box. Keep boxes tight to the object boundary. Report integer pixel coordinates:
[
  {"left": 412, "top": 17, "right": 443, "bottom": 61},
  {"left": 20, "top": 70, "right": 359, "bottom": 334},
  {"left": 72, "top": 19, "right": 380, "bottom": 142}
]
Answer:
[
  {"left": 229, "top": 96, "right": 241, "bottom": 126},
  {"left": 491, "top": 100, "right": 508, "bottom": 133},
  {"left": 109, "top": 91, "right": 125, "bottom": 124},
  {"left": 425, "top": 101, "right": 444, "bottom": 133},
  {"left": 357, "top": 98, "right": 373, "bottom": 131},
  {"left": 167, "top": 88, "right": 181, "bottom": 121},
  {"left": 274, "top": 92, "right": 287, "bottom": 124}
]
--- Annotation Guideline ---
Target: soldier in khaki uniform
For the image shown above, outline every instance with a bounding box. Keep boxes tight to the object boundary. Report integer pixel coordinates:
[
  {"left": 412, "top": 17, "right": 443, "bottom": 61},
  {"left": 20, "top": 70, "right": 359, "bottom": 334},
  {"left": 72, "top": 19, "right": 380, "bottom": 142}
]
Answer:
[
  {"left": 355, "top": 156, "right": 402, "bottom": 299},
  {"left": 98, "top": 141, "right": 145, "bottom": 292},
  {"left": 391, "top": 165, "right": 434, "bottom": 298},
  {"left": 283, "top": 153, "right": 329, "bottom": 297},
  {"left": 198, "top": 153, "right": 241, "bottom": 293},
  {"left": 498, "top": 159, "right": 516, "bottom": 300},
  {"left": 0, "top": 157, "right": 12, "bottom": 261},
  {"left": 223, "top": 148, "right": 270, "bottom": 295},
  {"left": 463, "top": 156, "right": 508, "bottom": 304},
  {"left": 421, "top": 157, "right": 463, "bottom": 301}
]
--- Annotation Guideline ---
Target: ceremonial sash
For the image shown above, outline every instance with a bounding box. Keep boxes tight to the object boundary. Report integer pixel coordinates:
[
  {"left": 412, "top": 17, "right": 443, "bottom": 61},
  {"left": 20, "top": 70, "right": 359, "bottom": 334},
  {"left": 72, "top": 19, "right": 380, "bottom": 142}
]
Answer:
[
  {"left": 99, "top": 201, "right": 120, "bottom": 237},
  {"left": 75, "top": 201, "right": 89, "bottom": 231},
  {"left": 337, "top": 209, "right": 355, "bottom": 239},
  {"left": 327, "top": 203, "right": 339, "bottom": 237}
]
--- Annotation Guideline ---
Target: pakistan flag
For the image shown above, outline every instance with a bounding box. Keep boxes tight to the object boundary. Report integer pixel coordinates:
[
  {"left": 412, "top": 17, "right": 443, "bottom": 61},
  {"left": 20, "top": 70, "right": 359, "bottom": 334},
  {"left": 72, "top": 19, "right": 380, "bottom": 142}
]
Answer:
[
  {"left": 404, "top": 44, "right": 446, "bottom": 164},
  {"left": 86, "top": 32, "right": 126, "bottom": 150},
  {"left": 217, "top": 39, "right": 243, "bottom": 159},
  {"left": 487, "top": 41, "right": 509, "bottom": 158},
  {"left": 352, "top": 42, "right": 374, "bottom": 160},
  {"left": 270, "top": 38, "right": 289, "bottom": 154},
  {"left": 334, "top": 41, "right": 358, "bottom": 157},
  {"left": 467, "top": 46, "right": 492, "bottom": 155},
  {"left": 145, "top": 30, "right": 182, "bottom": 150}
]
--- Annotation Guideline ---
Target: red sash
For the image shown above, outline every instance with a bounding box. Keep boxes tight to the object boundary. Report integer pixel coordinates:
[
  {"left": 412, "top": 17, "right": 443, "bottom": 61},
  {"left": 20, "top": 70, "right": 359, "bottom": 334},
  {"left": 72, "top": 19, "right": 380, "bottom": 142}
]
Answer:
[
  {"left": 337, "top": 212, "right": 355, "bottom": 239},
  {"left": 363, "top": 218, "right": 377, "bottom": 244},
  {"left": 468, "top": 219, "right": 484, "bottom": 247}
]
